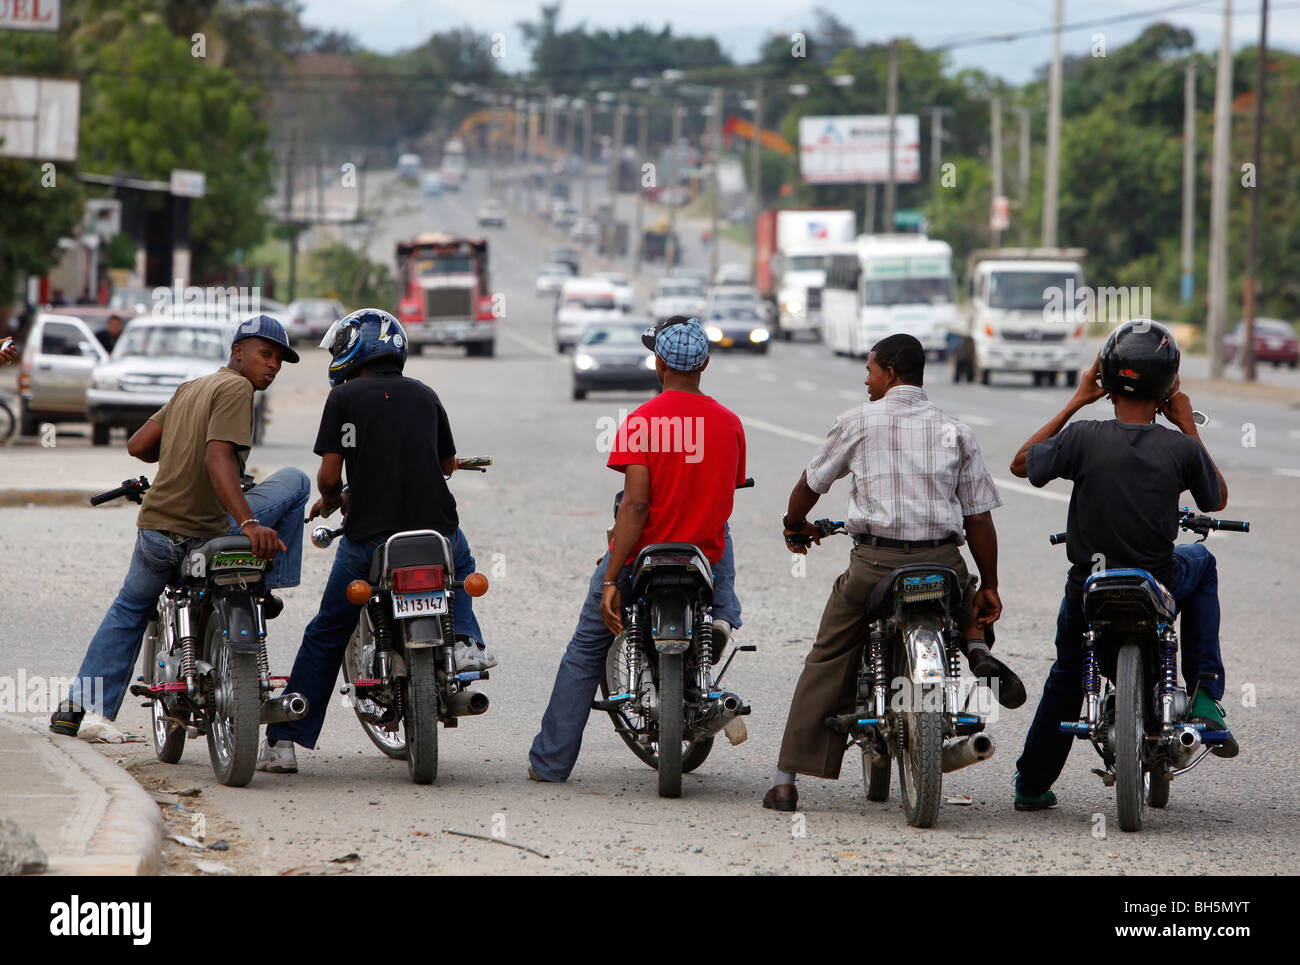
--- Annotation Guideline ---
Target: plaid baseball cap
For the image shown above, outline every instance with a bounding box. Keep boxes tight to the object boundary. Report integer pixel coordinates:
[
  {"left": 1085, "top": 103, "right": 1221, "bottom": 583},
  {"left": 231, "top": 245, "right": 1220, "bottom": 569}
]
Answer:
[
  {"left": 232, "top": 313, "right": 299, "bottom": 363},
  {"left": 640, "top": 314, "right": 708, "bottom": 372}
]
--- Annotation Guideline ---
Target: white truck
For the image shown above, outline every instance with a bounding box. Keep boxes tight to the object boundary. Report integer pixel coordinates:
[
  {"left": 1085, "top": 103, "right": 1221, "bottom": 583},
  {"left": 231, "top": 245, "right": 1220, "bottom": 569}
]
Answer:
[
  {"left": 822, "top": 235, "right": 959, "bottom": 359},
  {"left": 965, "top": 248, "right": 1088, "bottom": 386},
  {"left": 758, "top": 208, "right": 856, "bottom": 340}
]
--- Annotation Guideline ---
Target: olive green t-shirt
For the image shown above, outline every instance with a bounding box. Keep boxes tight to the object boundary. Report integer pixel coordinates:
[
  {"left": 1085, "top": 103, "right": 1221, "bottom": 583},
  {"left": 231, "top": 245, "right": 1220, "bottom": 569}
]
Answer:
[{"left": 137, "top": 366, "right": 254, "bottom": 538}]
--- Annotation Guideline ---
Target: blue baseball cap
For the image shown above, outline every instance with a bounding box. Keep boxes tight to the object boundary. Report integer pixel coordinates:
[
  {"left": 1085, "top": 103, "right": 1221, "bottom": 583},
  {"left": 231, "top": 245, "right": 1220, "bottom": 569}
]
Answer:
[
  {"left": 641, "top": 314, "right": 708, "bottom": 372},
  {"left": 232, "top": 314, "right": 299, "bottom": 363}
]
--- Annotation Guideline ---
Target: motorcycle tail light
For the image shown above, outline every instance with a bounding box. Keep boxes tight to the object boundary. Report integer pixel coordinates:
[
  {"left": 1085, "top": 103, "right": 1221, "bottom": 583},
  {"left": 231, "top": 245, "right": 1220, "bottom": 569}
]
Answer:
[
  {"left": 983, "top": 322, "right": 995, "bottom": 337},
  {"left": 393, "top": 565, "right": 444, "bottom": 592}
]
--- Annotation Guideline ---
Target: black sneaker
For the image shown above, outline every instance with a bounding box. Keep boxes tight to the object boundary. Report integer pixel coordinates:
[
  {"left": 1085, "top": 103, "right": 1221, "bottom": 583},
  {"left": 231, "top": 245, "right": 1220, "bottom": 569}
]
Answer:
[
  {"left": 261, "top": 593, "right": 284, "bottom": 620},
  {"left": 50, "top": 702, "right": 84, "bottom": 737}
]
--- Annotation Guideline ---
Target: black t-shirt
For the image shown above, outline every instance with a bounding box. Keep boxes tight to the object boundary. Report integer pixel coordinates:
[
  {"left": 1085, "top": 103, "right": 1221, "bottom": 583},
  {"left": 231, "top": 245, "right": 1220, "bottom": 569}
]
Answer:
[
  {"left": 1026, "top": 419, "right": 1220, "bottom": 590},
  {"left": 314, "top": 372, "right": 459, "bottom": 541}
]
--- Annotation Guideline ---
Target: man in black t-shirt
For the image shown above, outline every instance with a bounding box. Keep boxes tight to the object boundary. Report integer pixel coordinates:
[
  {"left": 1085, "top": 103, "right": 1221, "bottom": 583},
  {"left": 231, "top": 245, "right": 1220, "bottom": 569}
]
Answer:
[
  {"left": 1008, "top": 321, "right": 1236, "bottom": 811},
  {"left": 261, "top": 309, "right": 490, "bottom": 773}
]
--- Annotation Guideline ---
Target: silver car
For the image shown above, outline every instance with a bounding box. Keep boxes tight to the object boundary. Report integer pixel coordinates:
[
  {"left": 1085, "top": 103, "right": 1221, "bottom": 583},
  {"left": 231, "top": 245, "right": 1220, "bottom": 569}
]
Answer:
[
  {"left": 285, "top": 298, "right": 346, "bottom": 344},
  {"left": 16, "top": 310, "right": 112, "bottom": 436}
]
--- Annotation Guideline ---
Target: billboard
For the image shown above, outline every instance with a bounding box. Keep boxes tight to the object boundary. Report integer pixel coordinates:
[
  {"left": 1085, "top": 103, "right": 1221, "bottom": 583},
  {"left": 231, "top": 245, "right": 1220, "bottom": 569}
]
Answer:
[
  {"left": 798, "top": 115, "right": 920, "bottom": 185},
  {"left": 0, "top": 75, "right": 80, "bottom": 161}
]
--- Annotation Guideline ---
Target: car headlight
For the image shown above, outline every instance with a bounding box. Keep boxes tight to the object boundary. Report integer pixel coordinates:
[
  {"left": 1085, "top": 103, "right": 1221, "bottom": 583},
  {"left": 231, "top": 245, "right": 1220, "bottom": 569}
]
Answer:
[
  {"left": 574, "top": 353, "right": 598, "bottom": 371},
  {"left": 706, "top": 326, "right": 723, "bottom": 342},
  {"left": 782, "top": 299, "right": 803, "bottom": 316},
  {"left": 644, "top": 355, "right": 657, "bottom": 370},
  {"left": 749, "top": 329, "right": 770, "bottom": 343},
  {"left": 93, "top": 373, "right": 120, "bottom": 391}
]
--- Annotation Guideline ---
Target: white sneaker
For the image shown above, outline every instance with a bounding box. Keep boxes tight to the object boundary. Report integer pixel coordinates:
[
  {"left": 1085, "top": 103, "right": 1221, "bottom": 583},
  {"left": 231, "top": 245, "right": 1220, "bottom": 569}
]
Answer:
[
  {"left": 475, "top": 644, "right": 498, "bottom": 670},
  {"left": 453, "top": 642, "right": 487, "bottom": 671},
  {"left": 257, "top": 738, "right": 297, "bottom": 773}
]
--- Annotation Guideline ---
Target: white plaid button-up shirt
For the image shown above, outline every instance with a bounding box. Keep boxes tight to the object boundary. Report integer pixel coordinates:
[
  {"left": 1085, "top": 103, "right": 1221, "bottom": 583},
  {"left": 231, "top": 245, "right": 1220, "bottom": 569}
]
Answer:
[{"left": 804, "top": 385, "right": 1003, "bottom": 542}]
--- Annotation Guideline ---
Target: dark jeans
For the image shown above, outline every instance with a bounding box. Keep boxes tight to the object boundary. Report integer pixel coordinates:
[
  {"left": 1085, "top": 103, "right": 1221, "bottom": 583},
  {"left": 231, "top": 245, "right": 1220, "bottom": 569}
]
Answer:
[
  {"left": 1015, "top": 543, "right": 1225, "bottom": 796},
  {"left": 267, "top": 527, "right": 482, "bottom": 749}
]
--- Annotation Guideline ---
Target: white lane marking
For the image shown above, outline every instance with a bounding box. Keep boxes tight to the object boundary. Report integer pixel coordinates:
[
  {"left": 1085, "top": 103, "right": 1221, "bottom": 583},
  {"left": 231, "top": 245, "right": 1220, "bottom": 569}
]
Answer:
[
  {"left": 992, "top": 476, "right": 1071, "bottom": 503},
  {"left": 756, "top": 371, "right": 778, "bottom": 383},
  {"left": 956, "top": 413, "right": 996, "bottom": 426},
  {"left": 742, "top": 417, "right": 825, "bottom": 446},
  {"left": 499, "top": 326, "right": 561, "bottom": 361},
  {"left": 1273, "top": 468, "right": 1300, "bottom": 478},
  {"left": 794, "top": 380, "right": 817, "bottom": 392}
]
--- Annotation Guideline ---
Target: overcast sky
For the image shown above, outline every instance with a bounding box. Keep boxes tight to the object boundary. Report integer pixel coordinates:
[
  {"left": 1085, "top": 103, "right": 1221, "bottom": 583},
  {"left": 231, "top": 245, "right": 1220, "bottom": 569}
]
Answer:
[{"left": 297, "top": 0, "right": 1298, "bottom": 81}]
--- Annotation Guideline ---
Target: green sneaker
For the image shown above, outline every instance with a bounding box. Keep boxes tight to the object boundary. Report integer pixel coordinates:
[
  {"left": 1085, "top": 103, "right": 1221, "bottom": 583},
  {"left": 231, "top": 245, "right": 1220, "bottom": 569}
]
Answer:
[
  {"left": 1189, "top": 692, "right": 1238, "bottom": 758},
  {"left": 1013, "top": 772, "right": 1058, "bottom": 811}
]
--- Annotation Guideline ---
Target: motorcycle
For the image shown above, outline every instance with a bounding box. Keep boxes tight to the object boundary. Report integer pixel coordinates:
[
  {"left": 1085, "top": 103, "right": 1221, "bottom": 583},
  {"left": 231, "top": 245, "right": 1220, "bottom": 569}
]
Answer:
[
  {"left": 594, "top": 479, "right": 756, "bottom": 799},
  {"left": 309, "top": 456, "right": 492, "bottom": 785},
  {"left": 90, "top": 475, "right": 309, "bottom": 788},
  {"left": 791, "top": 519, "right": 997, "bottom": 828},
  {"left": 1050, "top": 509, "right": 1249, "bottom": 831}
]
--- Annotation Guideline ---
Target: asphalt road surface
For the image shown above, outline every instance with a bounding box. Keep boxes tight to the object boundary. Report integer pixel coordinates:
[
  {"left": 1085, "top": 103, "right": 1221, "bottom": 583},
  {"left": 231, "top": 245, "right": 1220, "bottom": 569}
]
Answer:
[{"left": 2, "top": 167, "right": 1297, "bottom": 875}]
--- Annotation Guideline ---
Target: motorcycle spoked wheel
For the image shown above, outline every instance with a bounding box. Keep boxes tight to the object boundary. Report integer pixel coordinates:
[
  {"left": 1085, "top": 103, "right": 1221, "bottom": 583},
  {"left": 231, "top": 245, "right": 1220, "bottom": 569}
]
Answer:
[
  {"left": 893, "top": 638, "right": 943, "bottom": 828},
  {"left": 204, "top": 618, "right": 260, "bottom": 787},
  {"left": 144, "top": 616, "right": 185, "bottom": 764},
  {"left": 403, "top": 647, "right": 439, "bottom": 785},
  {"left": 1114, "top": 644, "right": 1147, "bottom": 831},
  {"left": 600, "top": 636, "right": 713, "bottom": 777},
  {"left": 343, "top": 625, "right": 408, "bottom": 760}
]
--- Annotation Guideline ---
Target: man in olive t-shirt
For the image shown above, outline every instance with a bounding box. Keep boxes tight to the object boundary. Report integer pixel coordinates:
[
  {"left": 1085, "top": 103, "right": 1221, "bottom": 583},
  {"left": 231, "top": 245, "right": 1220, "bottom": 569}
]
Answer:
[{"left": 51, "top": 316, "right": 310, "bottom": 736}]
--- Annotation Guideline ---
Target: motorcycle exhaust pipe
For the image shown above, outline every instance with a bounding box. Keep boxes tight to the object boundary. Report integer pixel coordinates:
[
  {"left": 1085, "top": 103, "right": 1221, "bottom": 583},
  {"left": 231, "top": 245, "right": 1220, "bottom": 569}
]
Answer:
[
  {"left": 698, "top": 692, "right": 744, "bottom": 737},
  {"left": 260, "top": 693, "right": 309, "bottom": 725},
  {"left": 941, "top": 734, "right": 996, "bottom": 773},
  {"left": 445, "top": 689, "right": 490, "bottom": 717},
  {"left": 1170, "top": 725, "right": 1201, "bottom": 763}
]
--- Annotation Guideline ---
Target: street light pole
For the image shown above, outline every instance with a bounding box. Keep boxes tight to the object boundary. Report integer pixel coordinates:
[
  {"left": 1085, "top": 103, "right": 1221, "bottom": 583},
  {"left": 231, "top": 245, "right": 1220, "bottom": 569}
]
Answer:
[
  {"left": 990, "top": 95, "right": 1003, "bottom": 247},
  {"left": 1180, "top": 63, "right": 1196, "bottom": 311},
  {"left": 710, "top": 85, "right": 722, "bottom": 283},
  {"left": 885, "top": 38, "right": 898, "bottom": 232},
  {"left": 635, "top": 104, "right": 648, "bottom": 275},
  {"left": 1243, "top": 0, "right": 1269, "bottom": 383},
  {"left": 750, "top": 78, "right": 762, "bottom": 283},
  {"left": 582, "top": 98, "right": 593, "bottom": 241},
  {"left": 668, "top": 99, "right": 682, "bottom": 266},
  {"left": 1207, "top": 0, "right": 1233, "bottom": 380},
  {"left": 1042, "top": 0, "right": 1064, "bottom": 247}
]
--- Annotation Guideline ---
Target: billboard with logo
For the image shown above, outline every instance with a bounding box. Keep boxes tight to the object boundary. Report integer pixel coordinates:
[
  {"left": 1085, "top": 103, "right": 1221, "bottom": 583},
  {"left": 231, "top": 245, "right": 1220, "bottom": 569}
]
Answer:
[{"left": 798, "top": 115, "right": 920, "bottom": 185}]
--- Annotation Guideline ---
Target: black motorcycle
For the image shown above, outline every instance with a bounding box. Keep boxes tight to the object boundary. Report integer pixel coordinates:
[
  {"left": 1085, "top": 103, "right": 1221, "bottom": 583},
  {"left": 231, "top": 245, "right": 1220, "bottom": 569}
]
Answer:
[
  {"left": 1050, "top": 509, "right": 1249, "bottom": 831},
  {"left": 310, "top": 456, "right": 492, "bottom": 785},
  {"left": 792, "top": 519, "right": 997, "bottom": 828},
  {"left": 595, "top": 479, "right": 755, "bottom": 798},
  {"left": 91, "top": 476, "right": 308, "bottom": 787}
]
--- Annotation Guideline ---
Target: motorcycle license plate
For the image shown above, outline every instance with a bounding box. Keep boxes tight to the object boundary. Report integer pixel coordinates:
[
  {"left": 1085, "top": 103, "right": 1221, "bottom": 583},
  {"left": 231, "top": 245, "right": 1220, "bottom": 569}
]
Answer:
[{"left": 391, "top": 589, "right": 447, "bottom": 619}]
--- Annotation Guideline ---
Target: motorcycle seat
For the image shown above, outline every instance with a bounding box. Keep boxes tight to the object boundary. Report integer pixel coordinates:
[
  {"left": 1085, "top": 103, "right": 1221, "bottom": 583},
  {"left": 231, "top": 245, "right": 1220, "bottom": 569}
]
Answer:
[
  {"left": 1083, "top": 568, "right": 1175, "bottom": 623},
  {"left": 631, "top": 542, "right": 714, "bottom": 591},
  {"left": 864, "top": 563, "right": 962, "bottom": 621},
  {"left": 368, "top": 532, "right": 452, "bottom": 584}
]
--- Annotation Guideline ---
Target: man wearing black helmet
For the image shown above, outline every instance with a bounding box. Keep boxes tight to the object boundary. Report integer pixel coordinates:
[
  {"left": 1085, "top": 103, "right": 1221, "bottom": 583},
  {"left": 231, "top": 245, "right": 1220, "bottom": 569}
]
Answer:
[
  {"left": 1009, "top": 319, "right": 1235, "bottom": 812},
  {"left": 259, "top": 308, "right": 489, "bottom": 773}
]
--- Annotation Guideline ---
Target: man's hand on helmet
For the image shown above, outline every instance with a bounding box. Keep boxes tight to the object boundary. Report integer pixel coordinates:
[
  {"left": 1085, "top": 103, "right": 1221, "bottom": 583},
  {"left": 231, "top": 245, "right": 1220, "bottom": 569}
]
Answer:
[
  {"left": 1071, "top": 352, "right": 1106, "bottom": 406},
  {"left": 1157, "top": 375, "right": 1195, "bottom": 431}
]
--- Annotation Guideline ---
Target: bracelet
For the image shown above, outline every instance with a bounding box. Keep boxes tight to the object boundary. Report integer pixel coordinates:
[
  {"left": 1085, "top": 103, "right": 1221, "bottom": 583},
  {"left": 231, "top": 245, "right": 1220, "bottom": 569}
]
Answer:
[
  {"left": 602, "top": 580, "right": 618, "bottom": 587},
  {"left": 782, "top": 514, "right": 807, "bottom": 531},
  {"left": 238, "top": 517, "right": 260, "bottom": 529}
]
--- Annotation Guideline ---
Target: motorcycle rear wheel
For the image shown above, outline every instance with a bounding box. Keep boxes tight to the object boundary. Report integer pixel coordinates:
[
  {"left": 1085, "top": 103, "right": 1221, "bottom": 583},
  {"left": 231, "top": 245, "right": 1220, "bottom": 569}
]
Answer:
[
  {"left": 204, "top": 619, "right": 260, "bottom": 787},
  {"left": 898, "top": 687, "right": 943, "bottom": 828},
  {"left": 1114, "top": 644, "right": 1146, "bottom": 831},
  {"left": 404, "top": 647, "right": 439, "bottom": 785},
  {"left": 344, "top": 626, "right": 407, "bottom": 760},
  {"left": 600, "top": 637, "right": 712, "bottom": 774},
  {"left": 144, "top": 616, "right": 185, "bottom": 764},
  {"left": 657, "top": 651, "right": 684, "bottom": 798}
]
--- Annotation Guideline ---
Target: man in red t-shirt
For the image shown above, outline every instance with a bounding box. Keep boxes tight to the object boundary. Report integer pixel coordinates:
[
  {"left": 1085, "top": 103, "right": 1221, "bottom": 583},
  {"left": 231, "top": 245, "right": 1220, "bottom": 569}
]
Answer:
[{"left": 528, "top": 315, "right": 746, "bottom": 782}]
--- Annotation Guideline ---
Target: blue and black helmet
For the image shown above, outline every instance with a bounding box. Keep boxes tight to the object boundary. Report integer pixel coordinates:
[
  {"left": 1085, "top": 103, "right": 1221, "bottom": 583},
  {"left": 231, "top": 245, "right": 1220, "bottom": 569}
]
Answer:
[{"left": 320, "top": 308, "right": 408, "bottom": 386}]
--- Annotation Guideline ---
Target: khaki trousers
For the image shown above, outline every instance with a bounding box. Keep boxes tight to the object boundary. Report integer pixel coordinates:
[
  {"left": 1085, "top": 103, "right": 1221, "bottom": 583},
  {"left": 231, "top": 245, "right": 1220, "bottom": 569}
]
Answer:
[{"left": 776, "top": 542, "right": 973, "bottom": 779}]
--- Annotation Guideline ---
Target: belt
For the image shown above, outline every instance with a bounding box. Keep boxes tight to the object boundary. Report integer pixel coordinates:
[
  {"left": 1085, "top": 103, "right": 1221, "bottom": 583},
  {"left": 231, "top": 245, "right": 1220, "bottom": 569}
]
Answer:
[{"left": 851, "top": 532, "right": 958, "bottom": 550}]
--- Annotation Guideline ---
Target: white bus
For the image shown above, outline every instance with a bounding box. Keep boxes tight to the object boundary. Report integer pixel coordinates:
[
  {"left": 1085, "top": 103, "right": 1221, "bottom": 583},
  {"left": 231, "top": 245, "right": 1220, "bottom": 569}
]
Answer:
[{"left": 823, "top": 235, "right": 959, "bottom": 359}]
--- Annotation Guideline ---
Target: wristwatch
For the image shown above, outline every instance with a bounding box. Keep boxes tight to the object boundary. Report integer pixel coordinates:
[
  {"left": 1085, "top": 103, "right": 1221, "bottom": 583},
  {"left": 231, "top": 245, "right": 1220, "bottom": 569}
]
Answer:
[{"left": 782, "top": 514, "right": 807, "bottom": 531}]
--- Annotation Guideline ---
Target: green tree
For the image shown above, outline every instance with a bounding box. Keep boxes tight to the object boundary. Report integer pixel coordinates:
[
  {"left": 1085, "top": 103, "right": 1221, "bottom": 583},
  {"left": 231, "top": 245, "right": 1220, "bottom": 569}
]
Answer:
[{"left": 0, "top": 160, "right": 84, "bottom": 305}]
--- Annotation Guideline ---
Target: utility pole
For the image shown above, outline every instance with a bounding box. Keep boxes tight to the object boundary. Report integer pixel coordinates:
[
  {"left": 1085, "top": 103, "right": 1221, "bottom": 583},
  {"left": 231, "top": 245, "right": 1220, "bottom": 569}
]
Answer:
[
  {"left": 544, "top": 96, "right": 556, "bottom": 209},
  {"left": 710, "top": 86, "right": 723, "bottom": 282},
  {"left": 565, "top": 103, "right": 577, "bottom": 209},
  {"left": 750, "top": 78, "right": 763, "bottom": 282},
  {"left": 1207, "top": 0, "right": 1233, "bottom": 380},
  {"left": 1042, "top": 0, "right": 1064, "bottom": 247},
  {"left": 1181, "top": 63, "right": 1197, "bottom": 310},
  {"left": 929, "top": 107, "right": 951, "bottom": 182},
  {"left": 284, "top": 129, "right": 297, "bottom": 302},
  {"left": 609, "top": 97, "right": 627, "bottom": 251},
  {"left": 990, "top": 95, "right": 1003, "bottom": 246},
  {"left": 668, "top": 99, "right": 682, "bottom": 266},
  {"left": 581, "top": 98, "right": 593, "bottom": 240},
  {"left": 635, "top": 104, "right": 648, "bottom": 275},
  {"left": 1243, "top": 0, "right": 1269, "bottom": 382},
  {"left": 885, "top": 38, "right": 898, "bottom": 232}
]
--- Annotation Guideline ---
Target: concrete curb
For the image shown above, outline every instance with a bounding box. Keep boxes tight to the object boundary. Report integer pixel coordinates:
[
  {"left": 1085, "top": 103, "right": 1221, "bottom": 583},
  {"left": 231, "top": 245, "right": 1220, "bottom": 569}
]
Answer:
[
  {"left": 0, "top": 490, "right": 97, "bottom": 507},
  {"left": 1, "top": 717, "right": 162, "bottom": 875},
  {"left": 1181, "top": 376, "right": 1300, "bottom": 407}
]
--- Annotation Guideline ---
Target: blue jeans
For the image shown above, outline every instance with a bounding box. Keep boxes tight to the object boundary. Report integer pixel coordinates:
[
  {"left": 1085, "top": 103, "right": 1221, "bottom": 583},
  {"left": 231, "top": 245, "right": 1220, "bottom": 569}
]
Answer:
[
  {"left": 266, "top": 527, "right": 483, "bottom": 749},
  {"left": 528, "top": 525, "right": 741, "bottom": 782},
  {"left": 68, "top": 468, "right": 310, "bottom": 719},
  {"left": 1015, "top": 543, "right": 1225, "bottom": 796}
]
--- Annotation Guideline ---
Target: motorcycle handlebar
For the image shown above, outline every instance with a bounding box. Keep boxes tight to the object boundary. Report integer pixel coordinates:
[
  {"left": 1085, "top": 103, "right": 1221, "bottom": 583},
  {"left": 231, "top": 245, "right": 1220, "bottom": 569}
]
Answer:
[
  {"left": 90, "top": 476, "right": 150, "bottom": 506},
  {"left": 1049, "top": 532, "right": 1067, "bottom": 545},
  {"left": 737, "top": 477, "right": 755, "bottom": 489},
  {"left": 457, "top": 455, "right": 492, "bottom": 472},
  {"left": 1048, "top": 511, "right": 1250, "bottom": 546}
]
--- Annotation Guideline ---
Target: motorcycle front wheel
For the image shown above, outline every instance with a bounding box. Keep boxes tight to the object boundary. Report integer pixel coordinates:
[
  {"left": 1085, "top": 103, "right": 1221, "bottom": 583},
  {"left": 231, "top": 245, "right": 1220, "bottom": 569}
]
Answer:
[
  {"left": 144, "top": 615, "right": 185, "bottom": 764},
  {"left": 403, "top": 647, "right": 439, "bottom": 785},
  {"left": 204, "top": 617, "right": 260, "bottom": 787},
  {"left": 343, "top": 625, "right": 407, "bottom": 760},
  {"left": 1114, "top": 644, "right": 1146, "bottom": 831}
]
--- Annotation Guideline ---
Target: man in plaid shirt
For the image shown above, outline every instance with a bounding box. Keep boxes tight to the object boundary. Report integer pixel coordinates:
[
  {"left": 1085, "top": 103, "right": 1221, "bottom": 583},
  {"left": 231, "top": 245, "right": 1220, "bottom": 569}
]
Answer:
[{"left": 764, "top": 334, "right": 1023, "bottom": 812}]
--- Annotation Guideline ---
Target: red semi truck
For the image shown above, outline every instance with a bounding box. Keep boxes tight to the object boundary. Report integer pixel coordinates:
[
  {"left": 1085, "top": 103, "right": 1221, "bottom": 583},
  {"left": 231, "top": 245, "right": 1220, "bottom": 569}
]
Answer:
[{"left": 395, "top": 233, "right": 496, "bottom": 356}]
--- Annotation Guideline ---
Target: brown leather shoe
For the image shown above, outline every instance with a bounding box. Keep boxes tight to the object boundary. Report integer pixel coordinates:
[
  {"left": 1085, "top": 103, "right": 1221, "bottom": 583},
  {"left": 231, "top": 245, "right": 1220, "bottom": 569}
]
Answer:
[{"left": 762, "top": 783, "right": 798, "bottom": 812}]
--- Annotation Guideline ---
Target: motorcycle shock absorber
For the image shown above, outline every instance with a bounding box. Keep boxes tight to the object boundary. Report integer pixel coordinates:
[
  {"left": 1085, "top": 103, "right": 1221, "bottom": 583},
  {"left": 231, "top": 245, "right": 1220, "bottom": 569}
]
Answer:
[
  {"left": 1159, "top": 623, "right": 1178, "bottom": 726},
  {"left": 693, "top": 607, "right": 713, "bottom": 690},
  {"left": 440, "top": 595, "right": 457, "bottom": 677},
  {"left": 369, "top": 597, "right": 393, "bottom": 681},
  {"left": 1082, "top": 629, "right": 1100, "bottom": 730},
  {"left": 173, "top": 589, "right": 199, "bottom": 694},
  {"left": 945, "top": 626, "right": 962, "bottom": 717},
  {"left": 869, "top": 621, "right": 888, "bottom": 717}
]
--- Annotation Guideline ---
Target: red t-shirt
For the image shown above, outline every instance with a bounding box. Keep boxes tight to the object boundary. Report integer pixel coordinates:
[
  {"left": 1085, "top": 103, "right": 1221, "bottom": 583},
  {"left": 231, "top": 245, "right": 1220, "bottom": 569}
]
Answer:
[{"left": 607, "top": 390, "right": 747, "bottom": 564}]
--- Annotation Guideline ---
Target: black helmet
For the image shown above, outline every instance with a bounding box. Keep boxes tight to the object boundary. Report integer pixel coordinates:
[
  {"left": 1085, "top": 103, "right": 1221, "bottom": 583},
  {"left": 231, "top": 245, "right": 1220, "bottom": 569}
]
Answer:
[{"left": 1099, "top": 319, "right": 1179, "bottom": 400}]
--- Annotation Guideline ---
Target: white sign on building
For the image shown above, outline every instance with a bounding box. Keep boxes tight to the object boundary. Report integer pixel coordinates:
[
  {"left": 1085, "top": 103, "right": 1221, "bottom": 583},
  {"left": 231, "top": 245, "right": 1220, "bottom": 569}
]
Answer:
[
  {"left": 0, "top": 0, "right": 61, "bottom": 32},
  {"left": 0, "top": 75, "right": 79, "bottom": 161},
  {"left": 798, "top": 114, "right": 921, "bottom": 185}
]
